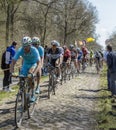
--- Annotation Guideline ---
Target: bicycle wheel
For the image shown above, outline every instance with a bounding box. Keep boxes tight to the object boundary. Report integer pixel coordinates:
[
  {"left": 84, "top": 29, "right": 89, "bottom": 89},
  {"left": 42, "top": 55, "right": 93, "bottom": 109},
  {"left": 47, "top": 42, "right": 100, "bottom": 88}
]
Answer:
[
  {"left": 70, "top": 63, "right": 75, "bottom": 78},
  {"left": 52, "top": 74, "right": 57, "bottom": 95},
  {"left": 66, "top": 66, "right": 71, "bottom": 80},
  {"left": 27, "top": 91, "right": 38, "bottom": 118},
  {"left": 48, "top": 74, "right": 54, "bottom": 98},
  {"left": 15, "top": 92, "right": 25, "bottom": 128},
  {"left": 61, "top": 67, "right": 66, "bottom": 84}
]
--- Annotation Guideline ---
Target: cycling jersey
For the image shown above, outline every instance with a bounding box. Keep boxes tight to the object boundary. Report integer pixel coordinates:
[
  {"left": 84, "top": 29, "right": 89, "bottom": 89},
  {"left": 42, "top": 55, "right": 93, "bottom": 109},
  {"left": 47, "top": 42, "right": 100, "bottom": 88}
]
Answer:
[
  {"left": 70, "top": 48, "right": 77, "bottom": 59},
  {"left": 47, "top": 48, "right": 61, "bottom": 60},
  {"left": 13, "top": 46, "right": 40, "bottom": 76},
  {"left": 82, "top": 47, "right": 88, "bottom": 57},
  {"left": 59, "top": 47, "right": 64, "bottom": 55},
  {"left": 90, "top": 50, "right": 94, "bottom": 58},
  {"left": 14, "top": 46, "right": 40, "bottom": 64},
  {"left": 63, "top": 49, "right": 71, "bottom": 62},
  {"left": 94, "top": 51, "right": 101, "bottom": 60},
  {"left": 37, "top": 45, "right": 44, "bottom": 57},
  {"left": 47, "top": 47, "right": 62, "bottom": 67}
]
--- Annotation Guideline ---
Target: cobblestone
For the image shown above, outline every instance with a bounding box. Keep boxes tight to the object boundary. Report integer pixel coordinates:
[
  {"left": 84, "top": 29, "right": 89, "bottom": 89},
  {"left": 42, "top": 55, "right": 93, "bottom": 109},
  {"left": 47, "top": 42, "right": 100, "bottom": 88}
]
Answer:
[{"left": 0, "top": 67, "right": 100, "bottom": 130}]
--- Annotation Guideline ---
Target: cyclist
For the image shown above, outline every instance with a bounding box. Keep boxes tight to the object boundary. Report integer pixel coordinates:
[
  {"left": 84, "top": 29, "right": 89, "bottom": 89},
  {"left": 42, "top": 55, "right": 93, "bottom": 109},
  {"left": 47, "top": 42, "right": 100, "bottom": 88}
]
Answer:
[
  {"left": 89, "top": 49, "right": 94, "bottom": 66},
  {"left": 81, "top": 45, "right": 89, "bottom": 69},
  {"left": 76, "top": 47, "right": 83, "bottom": 71},
  {"left": 46, "top": 40, "right": 62, "bottom": 81},
  {"left": 10, "top": 36, "right": 41, "bottom": 102},
  {"left": 94, "top": 51, "right": 101, "bottom": 73},
  {"left": 81, "top": 46, "right": 88, "bottom": 60},
  {"left": 69, "top": 44, "right": 79, "bottom": 72},
  {"left": 32, "top": 37, "right": 44, "bottom": 94},
  {"left": 63, "top": 45, "right": 71, "bottom": 64}
]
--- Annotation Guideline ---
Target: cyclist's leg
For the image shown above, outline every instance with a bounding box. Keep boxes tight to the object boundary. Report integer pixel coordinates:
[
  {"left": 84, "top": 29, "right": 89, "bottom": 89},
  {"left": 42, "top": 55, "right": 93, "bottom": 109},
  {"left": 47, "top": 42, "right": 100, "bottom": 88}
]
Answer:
[
  {"left": 74, "top": 58, "right": 80, "bottom": 73},
  {"left": 35, "top": 64, "right": 41, "bottom": 94},
  {"left": 55, "top": 57, "right": 62, "bottom": 80},
  {"left": 28, "top": 64, "right": 38, "bottom": 102}
]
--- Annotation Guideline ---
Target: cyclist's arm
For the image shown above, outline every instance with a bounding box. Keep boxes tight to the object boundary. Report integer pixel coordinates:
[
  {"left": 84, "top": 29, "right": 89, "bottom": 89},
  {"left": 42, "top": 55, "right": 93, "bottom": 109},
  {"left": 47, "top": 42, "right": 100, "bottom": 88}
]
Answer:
[
  {"left": 10, "top": 48, "right": 22, "bottom": 73},
  {"left": 39, "top": 46, "right": 44, "bottom": 67},
  {"left": 41, "top": 56, "right": 44, "bottom": 68},
  {"left": 10, "top": 59, "right": 17, "bottom": 73}
]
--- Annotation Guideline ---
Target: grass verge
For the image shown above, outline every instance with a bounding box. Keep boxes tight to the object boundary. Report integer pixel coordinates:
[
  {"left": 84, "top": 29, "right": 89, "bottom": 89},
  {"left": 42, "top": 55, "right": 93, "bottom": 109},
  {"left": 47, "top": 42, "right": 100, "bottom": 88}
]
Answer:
[{"left": 96, "top": 65, "right": 116, "bottom": 130}]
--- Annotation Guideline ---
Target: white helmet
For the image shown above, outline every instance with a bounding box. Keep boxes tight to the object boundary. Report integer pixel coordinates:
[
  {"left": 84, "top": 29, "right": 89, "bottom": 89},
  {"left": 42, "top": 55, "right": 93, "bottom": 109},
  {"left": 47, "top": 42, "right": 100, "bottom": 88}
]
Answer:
[
  {"left": 51, "top": 40, "right": 60, "bottom": 47},
  {"left": 32, "top": 37, "right": 40, "bottom": 44},
  {"left": 22, "top": 36, "right": 32, "bottom": 47}
]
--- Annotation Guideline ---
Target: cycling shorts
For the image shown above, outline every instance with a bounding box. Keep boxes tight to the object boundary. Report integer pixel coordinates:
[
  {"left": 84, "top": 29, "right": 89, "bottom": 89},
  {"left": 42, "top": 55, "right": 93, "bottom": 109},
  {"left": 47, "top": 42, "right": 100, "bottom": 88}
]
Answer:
[{"left": 20, "top": 63, "right": 37, "bottom": 76}]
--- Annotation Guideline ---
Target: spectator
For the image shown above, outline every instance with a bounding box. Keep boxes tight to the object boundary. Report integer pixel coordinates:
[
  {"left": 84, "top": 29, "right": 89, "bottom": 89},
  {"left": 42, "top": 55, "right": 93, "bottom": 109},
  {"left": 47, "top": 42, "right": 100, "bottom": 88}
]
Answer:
[
  {"left": 2, "top": 41, "right": 17, "bottom": 91},
  {"left": 103, "top": 48, "right": 110, "bottom": 90},
  {"left": 106, "top": 44, "right": 116, "bottom": 96}
]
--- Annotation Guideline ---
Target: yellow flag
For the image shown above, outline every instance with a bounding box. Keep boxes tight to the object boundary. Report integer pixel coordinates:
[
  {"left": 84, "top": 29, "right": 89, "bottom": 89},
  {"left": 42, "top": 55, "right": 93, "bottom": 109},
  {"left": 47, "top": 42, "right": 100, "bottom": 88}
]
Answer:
[{"left": 86, "top": 37, "right": 95, "bottom": 43}]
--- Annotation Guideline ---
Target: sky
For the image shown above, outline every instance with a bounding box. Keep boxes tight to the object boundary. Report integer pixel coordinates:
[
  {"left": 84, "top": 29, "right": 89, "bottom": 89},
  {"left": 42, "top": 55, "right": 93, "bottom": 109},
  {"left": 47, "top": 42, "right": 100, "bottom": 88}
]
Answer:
[{"left": 88, "top": 0, "right": 116, "bottom": 47}]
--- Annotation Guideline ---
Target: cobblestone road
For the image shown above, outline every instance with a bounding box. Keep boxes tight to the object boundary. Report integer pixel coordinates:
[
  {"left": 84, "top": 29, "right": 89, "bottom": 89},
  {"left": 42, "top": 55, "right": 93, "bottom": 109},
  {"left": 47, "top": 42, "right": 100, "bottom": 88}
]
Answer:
[{"left": 0, "top": 67, "right": 100, "bottom": 130}]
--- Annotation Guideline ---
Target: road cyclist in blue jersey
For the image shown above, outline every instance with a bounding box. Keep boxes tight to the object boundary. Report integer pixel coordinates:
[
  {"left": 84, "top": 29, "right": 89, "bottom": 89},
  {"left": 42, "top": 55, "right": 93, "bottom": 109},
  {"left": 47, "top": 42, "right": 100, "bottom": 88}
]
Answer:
[
  {"left": 10, "top": 36, "right": 41, "bottom": 102},
  {"left": 32, "top": 37, "right": 44, "bottom": 94}
]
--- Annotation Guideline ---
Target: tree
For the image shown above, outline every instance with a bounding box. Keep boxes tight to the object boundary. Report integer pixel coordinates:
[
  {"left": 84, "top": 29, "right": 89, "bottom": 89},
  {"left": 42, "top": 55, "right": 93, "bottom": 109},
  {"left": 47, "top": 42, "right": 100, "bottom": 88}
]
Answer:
[
  {"left": 50, "top": 0, "right": 98, "bottom": 45},
  {"left": 109, "top": 30, "right": 116, "bottom": 50},
  {"left": 0, "top": 0, "right": 24, "bottom": 46}
]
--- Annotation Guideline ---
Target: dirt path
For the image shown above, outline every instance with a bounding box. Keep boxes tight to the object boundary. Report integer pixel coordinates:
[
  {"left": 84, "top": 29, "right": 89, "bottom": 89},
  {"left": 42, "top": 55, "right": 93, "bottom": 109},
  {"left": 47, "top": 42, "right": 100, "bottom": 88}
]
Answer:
[{"left": 0, "top": 66, "right": 100, "bottom": 130}]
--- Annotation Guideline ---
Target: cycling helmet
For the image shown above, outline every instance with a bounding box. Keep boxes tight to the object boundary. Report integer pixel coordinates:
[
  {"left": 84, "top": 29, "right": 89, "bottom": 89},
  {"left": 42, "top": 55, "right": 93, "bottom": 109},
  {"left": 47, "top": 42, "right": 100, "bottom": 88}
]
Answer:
[
  {"left": 63, "top": 45, "right": 67, "bottom": 50},
  {"left": 69, "top": 44, "right": 74, "bottom": 48},
  {"left": 76, "top": 47, "right": 81, "bottom": 52},
  {"left": 22, "top": 36, "right": 32, "bottom": 47},
  {"left": 32, "top": 37, "right": 40, "bottom": 44},
  {"left": 51, "top": 40, "right": 60, "bottom": 47}
]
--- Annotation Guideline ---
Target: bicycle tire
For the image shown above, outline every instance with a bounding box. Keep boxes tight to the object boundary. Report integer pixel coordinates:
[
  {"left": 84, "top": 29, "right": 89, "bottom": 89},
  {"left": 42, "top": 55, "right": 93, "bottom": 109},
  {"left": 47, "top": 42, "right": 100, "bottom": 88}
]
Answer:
[
  {"left": 15, "top": 92, "right": 24, "bottom": 128},
  {"left": 28, "top": 93, "right": 38, "bottom": 118},
  {"left": 48, "top": 74, "right": 53, "bottom": 98},
  {"left": 52, "top": 74, "right": 56, "bottom": 95},
  {"left": 64, "top": 70, "right": 67, "bottom": 83},
  {"left": 61, "top": 67, "right": 65, "bottom": 84},
  {"left": 66, "top": 66, "right": 71, "bottom": 80},
  {"left": 71, "top": 64, "right": 74, "bottom": 78}
]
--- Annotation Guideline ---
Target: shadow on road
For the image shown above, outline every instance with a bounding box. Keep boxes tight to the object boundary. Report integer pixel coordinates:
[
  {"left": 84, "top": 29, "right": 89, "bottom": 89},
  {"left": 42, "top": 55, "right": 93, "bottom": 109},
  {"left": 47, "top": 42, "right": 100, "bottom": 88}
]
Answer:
[
  {"left": 79, "top": 88, "right": 108, "bottom": 93},
  {"left": 72, "top": 94, "right": 111, "bottom": 100},
  {"left": 0, "top": 104, "right": 98, "bottom": 130}
]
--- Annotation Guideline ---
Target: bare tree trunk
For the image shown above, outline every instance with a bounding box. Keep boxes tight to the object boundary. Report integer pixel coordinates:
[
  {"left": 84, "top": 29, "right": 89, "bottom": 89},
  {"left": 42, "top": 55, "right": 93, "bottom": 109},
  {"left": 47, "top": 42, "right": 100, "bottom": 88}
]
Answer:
[
  {"left": 42, "top": 11, "right": 47, "bottom": 46},
  {"left": 64, "top": 18, "right": 67, "bottom": 45},
  {"left": 42, "top": 4, "right": 51, "bottom": 46},
  {"left": 5, "top": 4, "right": 10, "bottom": 47},
  {"left": 64, "top": 4, "right": 67, "bottom": 45},
  {"left": 10, "top": 3, "right": 14, "bottom": 41}
]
